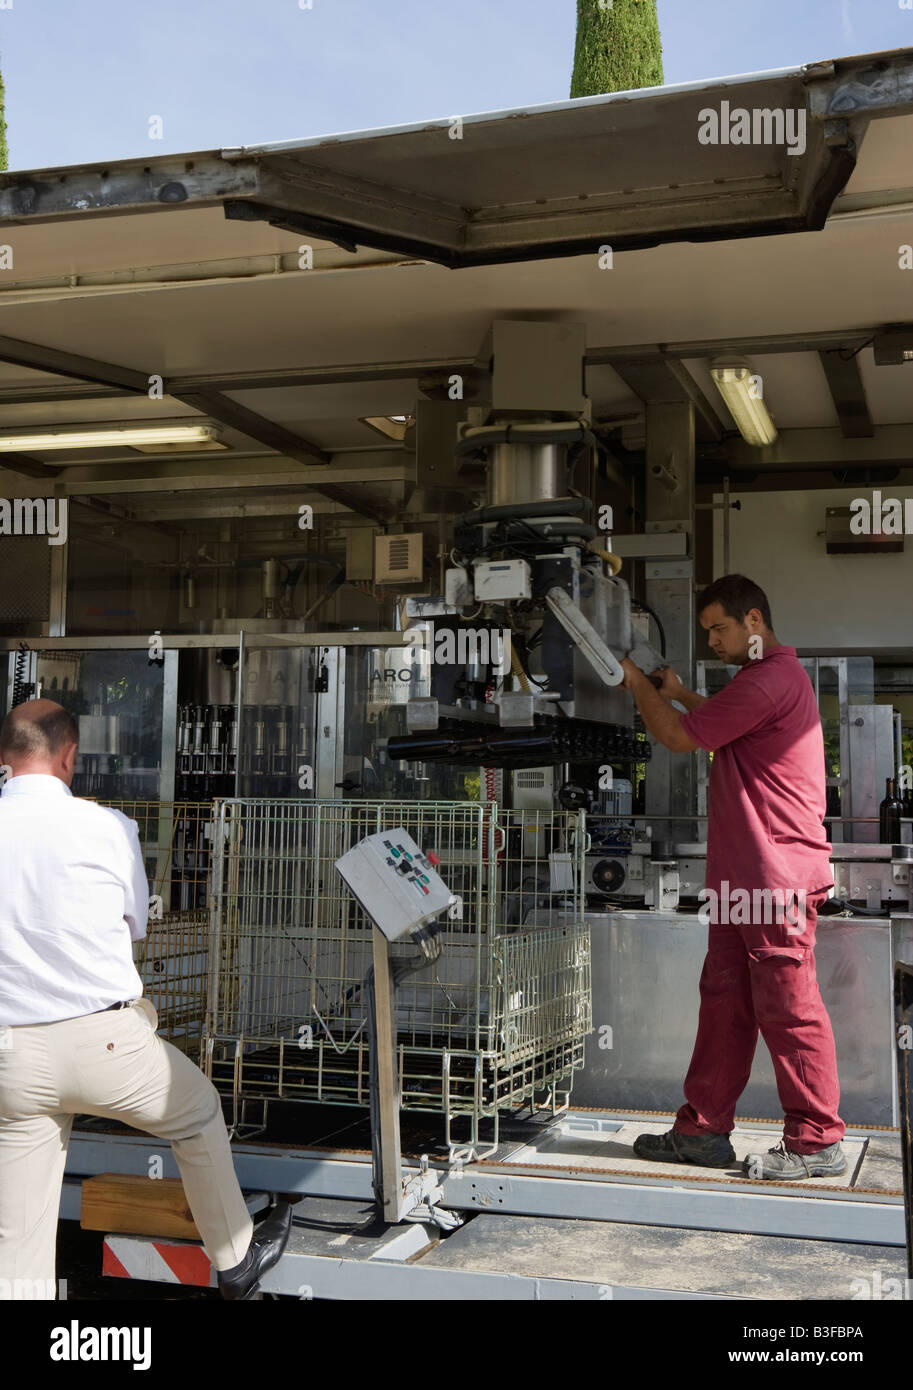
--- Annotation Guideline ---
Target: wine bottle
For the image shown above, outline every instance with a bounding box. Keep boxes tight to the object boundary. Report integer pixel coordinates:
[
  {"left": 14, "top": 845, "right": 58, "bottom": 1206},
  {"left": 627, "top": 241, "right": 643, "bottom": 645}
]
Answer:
[{"left": 879, "top": 776, "right": 903, "bottom": 844}]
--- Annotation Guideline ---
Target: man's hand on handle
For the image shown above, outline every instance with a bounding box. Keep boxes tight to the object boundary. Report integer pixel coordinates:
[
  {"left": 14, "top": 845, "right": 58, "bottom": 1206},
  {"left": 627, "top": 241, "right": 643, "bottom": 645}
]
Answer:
[
  {"left": 650, "top": 665, "right": 689, "bottom": 702},
  {"left": 620, "top": 659, "right": 671, "bottom": 695},
  {"left": 619, "top": 658, "right": 700, "bottom": 753}
]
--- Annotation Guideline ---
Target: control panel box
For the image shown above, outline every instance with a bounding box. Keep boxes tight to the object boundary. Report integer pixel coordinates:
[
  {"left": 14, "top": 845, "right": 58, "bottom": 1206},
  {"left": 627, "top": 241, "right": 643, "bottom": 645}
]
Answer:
[
  {"left": 473, "top": 558, "right": 532, "bottom": 602},
  {"left": 335, "top": 829, "right": 454, "bottom": 941}
]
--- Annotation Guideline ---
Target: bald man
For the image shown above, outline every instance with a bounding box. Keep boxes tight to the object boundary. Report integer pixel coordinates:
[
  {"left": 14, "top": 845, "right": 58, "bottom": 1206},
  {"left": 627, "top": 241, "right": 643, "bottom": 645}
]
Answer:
[{"left": 0, "top": 700, "right": 291, "bottom": 1300}]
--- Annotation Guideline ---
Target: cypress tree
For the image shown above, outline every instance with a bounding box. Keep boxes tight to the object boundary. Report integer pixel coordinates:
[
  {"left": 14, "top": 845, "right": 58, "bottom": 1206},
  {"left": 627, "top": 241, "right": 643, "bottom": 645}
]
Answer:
[
  {"left": 0, "top": 66, "right": 7, "bottom": 171},
  {"left": 570, "top": 0, "right": 664, "bottom": 98}
]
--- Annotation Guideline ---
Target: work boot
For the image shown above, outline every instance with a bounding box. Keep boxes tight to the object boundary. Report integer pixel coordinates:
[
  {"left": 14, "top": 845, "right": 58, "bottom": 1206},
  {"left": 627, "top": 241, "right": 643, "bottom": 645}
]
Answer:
[
  {"left": 218, "top": 1201, "right": 293, "bottom": 1300},
  {"left": 743, "top": 1140, "right": 848, "bottom": 1180},
  {"left": 632, "top": 1127, "right": 736, "bottom": 1168}
]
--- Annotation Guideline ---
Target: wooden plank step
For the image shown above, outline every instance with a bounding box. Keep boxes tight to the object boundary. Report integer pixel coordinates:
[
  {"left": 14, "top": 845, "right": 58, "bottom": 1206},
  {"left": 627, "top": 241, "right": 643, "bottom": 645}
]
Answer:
[{"left": 81, "top": 1173, "right": 200, "bottom": 1239}]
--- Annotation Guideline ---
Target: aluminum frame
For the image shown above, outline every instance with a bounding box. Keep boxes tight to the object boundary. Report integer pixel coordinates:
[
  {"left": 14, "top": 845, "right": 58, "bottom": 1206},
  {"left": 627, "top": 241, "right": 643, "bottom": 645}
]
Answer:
[{"left": 62, "top": 1119, "right": 905, "bottom": 1247}]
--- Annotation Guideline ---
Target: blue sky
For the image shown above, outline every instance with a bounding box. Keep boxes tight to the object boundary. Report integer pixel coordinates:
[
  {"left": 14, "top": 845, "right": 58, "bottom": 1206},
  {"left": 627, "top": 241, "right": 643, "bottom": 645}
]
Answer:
[{"left": 2, "top": 0, "right": 911, "bottom": 170}]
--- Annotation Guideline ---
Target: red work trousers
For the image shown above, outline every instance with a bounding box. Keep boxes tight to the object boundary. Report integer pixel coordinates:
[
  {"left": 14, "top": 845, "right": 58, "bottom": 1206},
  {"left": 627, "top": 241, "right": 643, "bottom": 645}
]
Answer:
[{"left": 674, "top": 888, "right": 844, "bottom": 1152}]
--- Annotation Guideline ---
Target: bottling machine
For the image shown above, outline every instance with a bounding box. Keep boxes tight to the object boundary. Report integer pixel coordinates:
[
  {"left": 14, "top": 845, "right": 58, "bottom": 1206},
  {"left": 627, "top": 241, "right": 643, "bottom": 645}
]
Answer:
[{"left": 0, "top": 318, "right": 909, "bottom": 1153}]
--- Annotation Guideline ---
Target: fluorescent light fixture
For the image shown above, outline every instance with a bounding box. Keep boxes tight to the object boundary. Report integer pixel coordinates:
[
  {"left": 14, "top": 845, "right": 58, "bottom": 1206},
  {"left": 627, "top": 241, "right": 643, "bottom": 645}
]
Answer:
[
  {"left": 0, "top": 424, "right": 222, "bottom": 452},
  {"left": 709, "top": 359, "right": 778, "bottom": 447}
]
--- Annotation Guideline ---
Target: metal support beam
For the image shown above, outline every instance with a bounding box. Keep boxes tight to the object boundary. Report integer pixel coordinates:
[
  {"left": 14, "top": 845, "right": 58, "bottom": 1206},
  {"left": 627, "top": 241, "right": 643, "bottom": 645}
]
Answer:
[
  {"left": 168, "top": 390, "right": 396, "bottom": 523},
  {"left": 0, "top": 632, "right": 406, "bottom": 652},
  {"left": 644, "top": 402, "right": 696, "bottom": 841},
  {"left": 0, "top": 334, "right": 890, "bottom": 412},
  {"left": 62, "top": 1127, "right": 906, "bottom": 1246},
  {"left": 0, "top": 334, "right": 395, "bottom": 522},
  {"left": 169, "top": 389, "right": 329, "bottom": 465},
  {"left": 714, "top": 424, "right": 913, "bottom": 473},
  {"left": 818, "top": 349, "right": 875, "bottom": 438},
  {"left": 0, "top": 357, "right": 472, "bottom": 405},
  {"left": 30, "top": 453, "right": 410, "bottom": 494},
  {"left": 807, "top": 54, "right": 913, "bottom": 123},
  {"left": 612, "top": 357, "right": 724, "bottom": 443},
  {"left": 48, "top": 543, "right": 67, "bottom": 637},
  {"left": 0, "top": 452, "right": 60, "bottom": 480},
  {"left": 0, "top": 154, "right": 261, "bottom": 222},
  {"left": 0, "top": 333, "right": 150, "bottom": 392},
  {"left": 587, "top": 330, "right": 876, "bottom": 366},
  {"left": 0, "top": 337, "right": 878, "bottom": 407}
]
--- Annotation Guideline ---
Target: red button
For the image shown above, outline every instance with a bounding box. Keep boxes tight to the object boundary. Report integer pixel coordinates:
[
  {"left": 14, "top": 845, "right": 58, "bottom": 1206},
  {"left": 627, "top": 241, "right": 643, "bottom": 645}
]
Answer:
[{"left": 427, "top": 851, "right": 440, "bottom": 866}]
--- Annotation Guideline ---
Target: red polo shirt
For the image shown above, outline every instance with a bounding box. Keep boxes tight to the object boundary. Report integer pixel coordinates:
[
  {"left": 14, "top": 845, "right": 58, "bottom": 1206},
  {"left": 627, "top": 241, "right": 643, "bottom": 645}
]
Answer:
[{"left": 680, "top": 646, "right": 832, "bottom": 895}]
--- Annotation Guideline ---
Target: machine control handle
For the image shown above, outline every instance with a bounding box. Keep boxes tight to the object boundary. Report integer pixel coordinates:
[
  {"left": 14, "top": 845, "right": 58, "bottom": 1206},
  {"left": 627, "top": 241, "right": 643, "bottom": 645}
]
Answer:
[{"left": 544, "top": 586, "right": 626, "bottom": 688}]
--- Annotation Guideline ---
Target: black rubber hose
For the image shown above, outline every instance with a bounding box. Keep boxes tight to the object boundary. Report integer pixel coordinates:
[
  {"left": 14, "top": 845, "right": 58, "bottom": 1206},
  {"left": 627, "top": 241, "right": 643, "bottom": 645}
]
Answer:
[
  {"left": 496, "top": 519, "right": 598, "bottom": 542},
  {"left": 456, "top": 497, "right": 586, "bottom": 527},
  {"left": 818, "top": 896, "right": 886, "bottom": 917},
  {"left": 454, "top": 424, "right": 598, "bottom": 456}
]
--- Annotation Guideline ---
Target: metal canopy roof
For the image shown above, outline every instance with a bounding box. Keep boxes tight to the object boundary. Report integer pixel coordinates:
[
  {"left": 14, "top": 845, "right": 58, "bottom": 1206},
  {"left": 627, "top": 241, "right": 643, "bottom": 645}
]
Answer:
[
  {"left": 2, "top": 49, "right": 912, "bottom": 265},
  {"left": 0, "top": 47, "right": 911, "bottom": 523}
]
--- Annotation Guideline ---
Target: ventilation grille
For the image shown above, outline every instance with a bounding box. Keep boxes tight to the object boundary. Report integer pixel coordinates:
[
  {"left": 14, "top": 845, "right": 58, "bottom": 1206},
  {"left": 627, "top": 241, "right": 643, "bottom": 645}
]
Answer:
[
  {"left": 515, "top": 770, "right": 547, "bottom": 789},
  {"left": 374, "top": 532, "right": 424, "bottom": 584},
  {"left": 387, "top": 539, "right": 411, "bottom": 571}
]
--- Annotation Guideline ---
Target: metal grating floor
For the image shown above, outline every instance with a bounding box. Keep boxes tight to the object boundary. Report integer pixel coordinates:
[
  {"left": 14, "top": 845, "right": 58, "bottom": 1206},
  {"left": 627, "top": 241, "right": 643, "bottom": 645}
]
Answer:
[{"left": 489, "top": 1116, "right": 903, "bottom": 1197}]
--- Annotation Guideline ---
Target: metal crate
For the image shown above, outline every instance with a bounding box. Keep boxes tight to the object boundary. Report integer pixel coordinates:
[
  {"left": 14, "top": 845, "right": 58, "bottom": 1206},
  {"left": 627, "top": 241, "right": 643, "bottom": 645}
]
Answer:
[{"left": 203, "top": 799, "right": 591, "bottom": 1155}]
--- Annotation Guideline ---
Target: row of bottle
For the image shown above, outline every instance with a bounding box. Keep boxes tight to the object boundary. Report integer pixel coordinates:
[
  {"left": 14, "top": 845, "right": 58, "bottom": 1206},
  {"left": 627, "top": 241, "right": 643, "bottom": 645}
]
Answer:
[{"left": 176, "top": 702, "right": 312, "bottom": 799}]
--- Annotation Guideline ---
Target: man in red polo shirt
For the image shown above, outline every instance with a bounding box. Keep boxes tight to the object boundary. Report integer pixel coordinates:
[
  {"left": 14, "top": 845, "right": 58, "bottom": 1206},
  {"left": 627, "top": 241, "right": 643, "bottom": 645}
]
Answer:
[{"left": 620, "top": 574, "right": 845, "bottom": 1179}]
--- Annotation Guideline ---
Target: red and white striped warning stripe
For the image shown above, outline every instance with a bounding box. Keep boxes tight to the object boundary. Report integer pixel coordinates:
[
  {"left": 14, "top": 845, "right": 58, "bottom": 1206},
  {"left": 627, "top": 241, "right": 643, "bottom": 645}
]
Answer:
[{"left": 103, "top": 1235, "right": 213, "bottom": 1286}]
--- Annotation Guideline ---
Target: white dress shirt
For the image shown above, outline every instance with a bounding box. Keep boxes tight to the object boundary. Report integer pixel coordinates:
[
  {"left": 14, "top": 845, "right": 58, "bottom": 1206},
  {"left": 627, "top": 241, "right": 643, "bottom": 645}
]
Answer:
[{"left": 0, "top": 774, "right": 149, "bottom": 1025}]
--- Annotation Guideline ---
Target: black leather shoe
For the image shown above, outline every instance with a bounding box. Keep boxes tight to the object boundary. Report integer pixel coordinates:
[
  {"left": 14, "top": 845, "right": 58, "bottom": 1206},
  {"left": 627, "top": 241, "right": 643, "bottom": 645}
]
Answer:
[
  {"left": 633, "top": 1128, "right": 736, "bottom": 1168},
  {"left": 218, "top": 1202, "right": 293, "bottom": 1300}
]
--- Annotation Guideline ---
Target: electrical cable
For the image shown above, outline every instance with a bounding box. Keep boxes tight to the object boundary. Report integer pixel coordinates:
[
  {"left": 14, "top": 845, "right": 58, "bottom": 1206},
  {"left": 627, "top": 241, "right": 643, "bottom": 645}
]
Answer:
[
  {"left": 11, "top": 645, "right": 32, "bottom": 707},
  {"left": 510, "top": 645, "right": 548, "bottom": 690},
  {"left": 836, "top": 337, "right": 875, "bottom": 361},
  {"left": 632, "top": 600, "right": 667, "bottom": 658}
]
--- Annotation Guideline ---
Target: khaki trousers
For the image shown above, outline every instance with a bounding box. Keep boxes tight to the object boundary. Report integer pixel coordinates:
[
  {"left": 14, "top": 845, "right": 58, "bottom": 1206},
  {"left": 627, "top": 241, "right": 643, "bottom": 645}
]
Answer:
[{"left": 0, "top": 997, "right": 253, "bottom": 1297}]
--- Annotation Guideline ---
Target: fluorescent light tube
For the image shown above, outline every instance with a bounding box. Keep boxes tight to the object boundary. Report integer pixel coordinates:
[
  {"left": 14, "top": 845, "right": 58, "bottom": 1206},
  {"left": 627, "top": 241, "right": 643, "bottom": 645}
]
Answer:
[
  {"left": 709, "top": 360, "right": 778, "bottom": 447},
  {"left": 0, "top": 425, "right": 219, "bottom": 452}
]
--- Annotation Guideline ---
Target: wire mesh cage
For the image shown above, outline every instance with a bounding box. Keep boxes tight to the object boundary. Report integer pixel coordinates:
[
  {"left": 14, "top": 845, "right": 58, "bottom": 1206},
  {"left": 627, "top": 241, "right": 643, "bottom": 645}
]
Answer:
[
  {"left": 96, "top": 801, "right": 213, "bottom": 1057},
  {"left": 203, "top": 799, "right": 591, "bottom": 1153}
]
